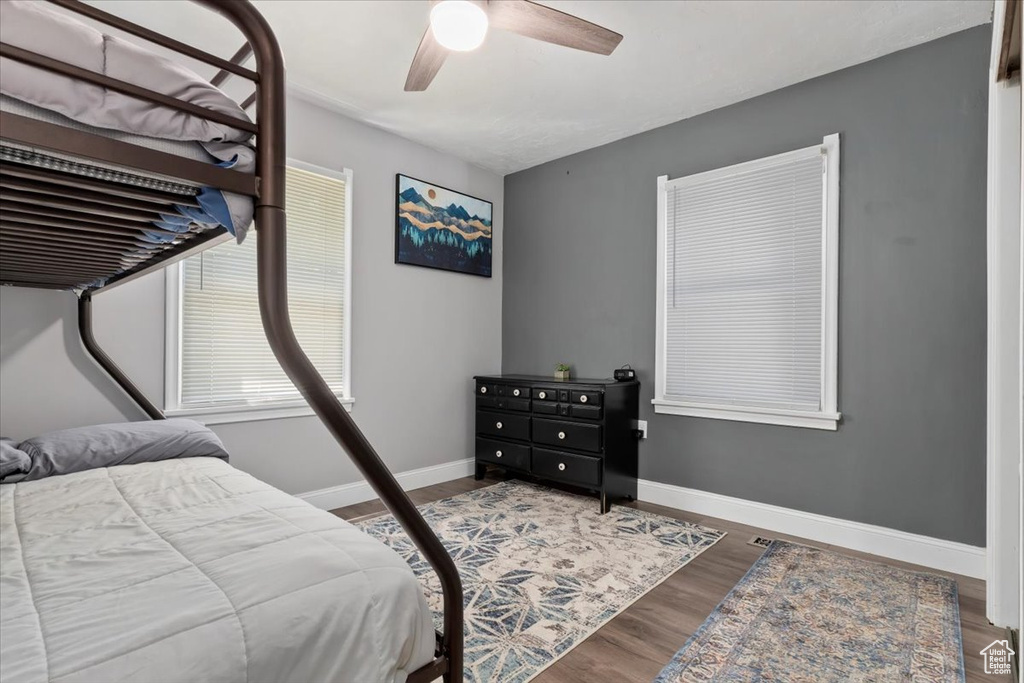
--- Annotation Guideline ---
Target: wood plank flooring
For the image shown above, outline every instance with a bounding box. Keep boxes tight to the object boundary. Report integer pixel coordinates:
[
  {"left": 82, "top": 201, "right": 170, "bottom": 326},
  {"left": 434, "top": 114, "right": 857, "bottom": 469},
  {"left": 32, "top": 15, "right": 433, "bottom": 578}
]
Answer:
[{"left": 332, "top": 472, "right": 1011, "bottom": 682}]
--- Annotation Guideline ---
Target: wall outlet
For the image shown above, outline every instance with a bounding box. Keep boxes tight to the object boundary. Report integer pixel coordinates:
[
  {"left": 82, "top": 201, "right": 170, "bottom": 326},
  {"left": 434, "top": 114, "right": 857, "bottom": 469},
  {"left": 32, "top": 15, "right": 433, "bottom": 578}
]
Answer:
[{"left": 633, "top": 419, "right": 648, "bottom": 440}]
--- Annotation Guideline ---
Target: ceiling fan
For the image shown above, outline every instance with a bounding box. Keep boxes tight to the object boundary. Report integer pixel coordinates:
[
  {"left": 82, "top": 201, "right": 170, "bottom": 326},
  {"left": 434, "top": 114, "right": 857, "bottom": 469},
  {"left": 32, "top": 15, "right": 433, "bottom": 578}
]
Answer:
[{"left": 405, "top": 0, "right": 623, "bottom": 91}]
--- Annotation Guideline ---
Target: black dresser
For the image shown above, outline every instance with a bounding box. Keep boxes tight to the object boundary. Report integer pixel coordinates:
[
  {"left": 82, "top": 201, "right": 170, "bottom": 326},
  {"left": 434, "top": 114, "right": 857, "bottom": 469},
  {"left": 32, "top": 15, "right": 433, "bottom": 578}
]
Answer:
[{"left": 473, "top": 374, "right": 640, "bottom": 513}]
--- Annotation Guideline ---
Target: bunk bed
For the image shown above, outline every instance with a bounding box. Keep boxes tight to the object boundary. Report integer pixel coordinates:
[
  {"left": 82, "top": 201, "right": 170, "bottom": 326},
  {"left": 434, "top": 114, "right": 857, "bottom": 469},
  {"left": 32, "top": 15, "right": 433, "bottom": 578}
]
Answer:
[{"left": 0, "top": 1, "right": 463, "bottom": 682}]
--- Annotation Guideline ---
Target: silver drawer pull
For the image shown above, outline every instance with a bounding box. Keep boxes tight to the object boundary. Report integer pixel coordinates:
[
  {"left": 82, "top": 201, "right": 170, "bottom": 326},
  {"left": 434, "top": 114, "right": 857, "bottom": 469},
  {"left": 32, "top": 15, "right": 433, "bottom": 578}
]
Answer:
[
  {"left": 496, "top": 421, "right": 503, "bottom": 429},
  {"left": 496, "top": 450, "right": 502, "bottom": 458},
  {"left": 580, "top": 395, "right": 588, "bottom": 403},
  {"left": 538, "top": 391, "right": 546, "bottom": 399},
  {"left": 558, "top": 463, "right": 566, "bottom": 471},
  {"left": 513, "top": 389, "right": 520, "bottom": 396},
  {"left": 480, "top": 386, "right": 487, "bottom": 394},
  {"left": 558, "top": 431, "right": 566, "bottom": 440}
]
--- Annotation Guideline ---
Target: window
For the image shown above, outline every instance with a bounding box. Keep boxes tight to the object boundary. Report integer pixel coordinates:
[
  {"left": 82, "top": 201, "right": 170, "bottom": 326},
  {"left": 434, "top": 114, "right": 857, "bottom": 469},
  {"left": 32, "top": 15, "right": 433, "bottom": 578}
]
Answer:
[
  {"left": 165, "top": 162, "right": 352, "bottom": 423},
  {"left": 654, "top": 135, "right": 840, "bottom": 430}
]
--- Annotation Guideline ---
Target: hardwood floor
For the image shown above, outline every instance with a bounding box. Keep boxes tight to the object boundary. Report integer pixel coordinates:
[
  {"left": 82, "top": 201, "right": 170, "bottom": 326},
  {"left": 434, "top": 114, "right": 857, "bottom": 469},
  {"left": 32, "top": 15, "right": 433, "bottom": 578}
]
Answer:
[{"left": 333, "top": 472, "right": 1011, "bottom": 682}]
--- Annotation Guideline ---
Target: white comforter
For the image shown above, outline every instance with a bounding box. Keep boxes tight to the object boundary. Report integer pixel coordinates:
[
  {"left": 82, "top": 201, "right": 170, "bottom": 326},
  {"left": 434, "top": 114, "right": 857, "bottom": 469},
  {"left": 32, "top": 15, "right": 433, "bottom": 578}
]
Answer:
[{"left": 0, "top": 458, "right": 435, "bottom": 683}]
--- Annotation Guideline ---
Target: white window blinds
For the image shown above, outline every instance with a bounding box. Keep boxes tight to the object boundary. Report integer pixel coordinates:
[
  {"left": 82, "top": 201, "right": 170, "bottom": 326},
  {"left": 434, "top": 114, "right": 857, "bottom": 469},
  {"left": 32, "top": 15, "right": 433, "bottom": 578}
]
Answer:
[
  {"left": 176, "top": 164, "right": 350, "bottom": 410},
  {"left": 655, "top": 135, "right": 839, "bottom": 429}
]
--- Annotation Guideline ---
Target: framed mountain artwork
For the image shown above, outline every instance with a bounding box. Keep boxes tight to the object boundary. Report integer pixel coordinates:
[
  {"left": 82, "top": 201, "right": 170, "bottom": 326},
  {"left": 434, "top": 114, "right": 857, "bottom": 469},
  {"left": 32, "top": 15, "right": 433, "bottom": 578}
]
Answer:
[{"left": 395, "top": 174, "right": 493, "bottom": 277}]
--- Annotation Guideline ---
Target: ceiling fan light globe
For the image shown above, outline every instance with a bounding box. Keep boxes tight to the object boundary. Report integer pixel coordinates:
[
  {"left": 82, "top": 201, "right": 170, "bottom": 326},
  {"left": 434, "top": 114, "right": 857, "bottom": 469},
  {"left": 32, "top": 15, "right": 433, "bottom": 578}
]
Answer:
[{"left": 429, "top": 0, "right": 488, "bottom": 52}]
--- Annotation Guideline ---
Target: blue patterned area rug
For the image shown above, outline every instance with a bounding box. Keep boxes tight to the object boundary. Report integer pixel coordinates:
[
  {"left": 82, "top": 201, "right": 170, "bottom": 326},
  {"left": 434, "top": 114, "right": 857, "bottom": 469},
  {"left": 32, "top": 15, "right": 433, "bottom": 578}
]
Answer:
[
  {"left": 357, "top": 480, "right": 725, "bottom": 683},
  {"left": 656, "top": 541, "right": 965, "bottom": 683}
]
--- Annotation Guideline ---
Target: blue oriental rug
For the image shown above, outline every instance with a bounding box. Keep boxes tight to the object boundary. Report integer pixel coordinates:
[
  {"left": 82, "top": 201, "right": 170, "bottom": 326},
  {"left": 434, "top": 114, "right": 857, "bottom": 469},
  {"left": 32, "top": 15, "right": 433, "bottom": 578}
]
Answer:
[
  {"left": 358, "top": 480, "right": 725, "bottom": 683},
  {"left": 655, "top": 541, "right": 965, "bottom": 683}
]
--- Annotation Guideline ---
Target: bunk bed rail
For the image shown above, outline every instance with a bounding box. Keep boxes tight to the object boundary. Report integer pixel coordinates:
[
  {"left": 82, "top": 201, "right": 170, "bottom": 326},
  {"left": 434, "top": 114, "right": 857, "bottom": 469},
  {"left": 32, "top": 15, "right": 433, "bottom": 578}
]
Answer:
[
  {"left": 0, "top": 2, "right": 464, "bottom": 680},
  {"left": 78, "top": 291, "right": 164, "bottom": 420}
]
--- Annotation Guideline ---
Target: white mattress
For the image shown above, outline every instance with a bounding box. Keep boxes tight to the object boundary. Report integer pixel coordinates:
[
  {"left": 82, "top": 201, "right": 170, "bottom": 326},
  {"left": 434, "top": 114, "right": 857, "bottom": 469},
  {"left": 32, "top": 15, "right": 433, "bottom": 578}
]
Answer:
[{"left": 0, "top": 458, "right": 435, "bottom": 683}]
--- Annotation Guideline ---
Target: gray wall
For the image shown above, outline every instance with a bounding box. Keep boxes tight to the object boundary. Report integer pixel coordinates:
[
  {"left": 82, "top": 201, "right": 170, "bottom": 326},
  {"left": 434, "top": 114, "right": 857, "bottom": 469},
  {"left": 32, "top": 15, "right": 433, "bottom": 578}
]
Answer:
[
  {"left": 503, "top": 27, "right": 989, "bottom": 546},
  {"left": 0, "top": 94, "right": 503, "bottom": 495}
]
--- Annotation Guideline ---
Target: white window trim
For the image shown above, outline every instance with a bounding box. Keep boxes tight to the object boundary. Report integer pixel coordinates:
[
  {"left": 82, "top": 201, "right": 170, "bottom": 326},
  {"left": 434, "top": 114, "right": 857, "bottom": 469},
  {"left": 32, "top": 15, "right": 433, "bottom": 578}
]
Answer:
[
  {"left": 164, "top": 160, "right": 354, "bottom": 424},
  {"left": 653, "top": 134, "right": 841, "bottom": 431}
]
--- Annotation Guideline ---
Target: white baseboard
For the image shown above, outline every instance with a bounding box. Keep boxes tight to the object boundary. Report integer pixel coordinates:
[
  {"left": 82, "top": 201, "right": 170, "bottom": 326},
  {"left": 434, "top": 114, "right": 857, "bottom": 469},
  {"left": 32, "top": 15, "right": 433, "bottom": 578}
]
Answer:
[
  {"left": 298, "top": 457, "right": 475, "bottom": 511},
  {"left": 638, "top": 479, "right": 986, "bottom": 579}
]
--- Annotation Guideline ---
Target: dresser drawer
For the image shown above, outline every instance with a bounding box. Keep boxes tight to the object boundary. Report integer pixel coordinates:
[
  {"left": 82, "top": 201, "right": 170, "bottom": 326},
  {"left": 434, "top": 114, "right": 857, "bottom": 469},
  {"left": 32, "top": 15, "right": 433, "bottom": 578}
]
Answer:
[
  {"left": 476, "top": 382, "right": 496, "bottom": 397},
  {"left": 494, "top": 384, "right": 531, "bottom": 398},
  {"left": 477, "top": 411, "right": 530, "bottom": 441},
  {"left": 499, "top": 397, "right": 531, "bottom": 412},
  {"left": 532, "top": 447, "right": 601, "bottom": 487},
  {"left": 570, "top": 404, "right": 602, "bottom": 420},
  {"left": 532, "top": 387, "right": 558, "bottom": 401},
  {"left": 532, "top": 418, "right": 602, "bottom": 453},
  {"left": 502, "top": 385, "right": 529, "bottom": 399},
  {"left": 477, "top": 437, "right": 529, "bottom": 470},
  {"left": 571, "top": 390, "right": 603, "bottom": 407},
  {"left": 532, "top": 400, "right": 559, "bottom": 415},
  {"left": 477, "top": 396, "right": 498, "bottom": 410}
]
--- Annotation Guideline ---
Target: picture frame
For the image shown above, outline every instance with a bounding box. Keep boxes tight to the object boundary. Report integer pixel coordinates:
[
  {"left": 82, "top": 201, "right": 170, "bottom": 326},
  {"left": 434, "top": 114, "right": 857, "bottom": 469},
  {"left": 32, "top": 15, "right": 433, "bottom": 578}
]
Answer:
[{"left": 394, "top": 174, "right": 493, "bottom": 278}]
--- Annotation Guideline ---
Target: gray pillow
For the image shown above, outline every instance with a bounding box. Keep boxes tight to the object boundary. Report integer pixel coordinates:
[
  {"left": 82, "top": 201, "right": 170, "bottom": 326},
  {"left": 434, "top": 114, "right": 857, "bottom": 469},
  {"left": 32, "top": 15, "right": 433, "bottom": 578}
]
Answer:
[
  {"left": 17, "top": 419, "right": 229, "bottom": 482},
  {"left": 1, "top": 438, "right": 32, "bottom": 481}
]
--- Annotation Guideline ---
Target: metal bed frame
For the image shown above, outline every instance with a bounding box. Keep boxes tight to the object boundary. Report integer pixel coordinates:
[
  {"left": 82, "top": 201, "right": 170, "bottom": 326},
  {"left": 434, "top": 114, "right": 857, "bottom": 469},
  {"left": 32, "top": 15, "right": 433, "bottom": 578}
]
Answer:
[{"left": 0, "top": 2, "right": 463, "bottom": 681}]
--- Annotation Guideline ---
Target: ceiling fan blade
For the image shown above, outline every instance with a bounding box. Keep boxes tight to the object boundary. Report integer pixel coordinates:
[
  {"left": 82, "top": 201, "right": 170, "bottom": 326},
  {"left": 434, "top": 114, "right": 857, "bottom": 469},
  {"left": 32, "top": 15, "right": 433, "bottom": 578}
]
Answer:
[
  {"left": 405, "top": 27, "right": 449, "bottom": 91},
  {"left": 487, "top": 0, "right": 622, "bottom": 55}
]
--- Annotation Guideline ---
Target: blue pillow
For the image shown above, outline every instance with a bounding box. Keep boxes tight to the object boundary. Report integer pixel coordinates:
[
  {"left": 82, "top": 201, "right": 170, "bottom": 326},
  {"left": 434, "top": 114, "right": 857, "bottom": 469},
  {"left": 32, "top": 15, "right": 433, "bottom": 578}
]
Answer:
[{"left": 17, "top": 419, "right": 229, "bottom": 482}]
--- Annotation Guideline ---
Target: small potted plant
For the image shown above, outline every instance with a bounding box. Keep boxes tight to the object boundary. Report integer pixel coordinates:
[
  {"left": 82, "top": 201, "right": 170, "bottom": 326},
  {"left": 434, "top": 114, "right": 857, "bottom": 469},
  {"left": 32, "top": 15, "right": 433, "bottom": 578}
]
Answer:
[{"left": 554, "top": 363, "right": 571, "bottom": 381}]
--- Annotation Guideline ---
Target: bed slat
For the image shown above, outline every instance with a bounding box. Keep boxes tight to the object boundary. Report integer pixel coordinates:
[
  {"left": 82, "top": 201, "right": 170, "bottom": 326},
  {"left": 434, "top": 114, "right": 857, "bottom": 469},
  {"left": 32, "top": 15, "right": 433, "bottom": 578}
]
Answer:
[
  {"left": 0, "top": 276, "right": 95, "bottom": 287},
  {"left": 0, "top": 264, "right": 100, "bottom": 277},
  {"left": 0, "top": 188, "right": 166, "bottom": 223},
  {"left": 0, "top": 220, "right": 166, "bottom": 245},
  {"left": 0, "top": 265, "right": 120, "bottom": 281},
  {"left": 1, "top": 204, "right": 178, "bottom": 233},
  {"left": 0, "top": 235, "right": 146, "bottom": 255},
  {"left": 0, "top": 165, "right": 202, "bottom": 207},
  {"left": 0, "top": 280, "right": 75, "bottom": 290},
  {"left": 0, "top": 175, "right": 191, "bottom": 213},
  {"left": 0, "top": 222, "right": 150, "bottom": 245},
  {"left": 0, "top": 233, "right": 147, "bottom": 255},
  {"left": 1, "top": 235, "right": 145, "bottom": 256},
  {"left": 0, "top": 247, "right": 130, "bottom": 266}
]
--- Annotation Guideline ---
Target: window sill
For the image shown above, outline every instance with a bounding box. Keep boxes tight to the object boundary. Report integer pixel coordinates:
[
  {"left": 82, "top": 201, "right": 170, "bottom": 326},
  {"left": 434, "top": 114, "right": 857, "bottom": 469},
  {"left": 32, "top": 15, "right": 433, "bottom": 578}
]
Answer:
[
  {"left": 166, "top": 398, "right": 354, "bottom": 425},
  {"left": 652, "top": 399, "right": 840, "bottom": 431}
]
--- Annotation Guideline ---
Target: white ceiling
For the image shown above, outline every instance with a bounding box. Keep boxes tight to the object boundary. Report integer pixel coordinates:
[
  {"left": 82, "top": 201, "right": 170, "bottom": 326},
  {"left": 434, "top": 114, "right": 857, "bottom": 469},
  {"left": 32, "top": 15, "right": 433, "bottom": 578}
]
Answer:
[{"left": 88, "top": 1, "right": 992, "bottom": 175}]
